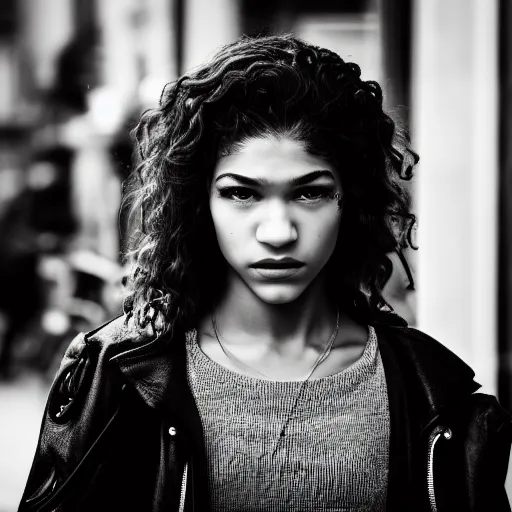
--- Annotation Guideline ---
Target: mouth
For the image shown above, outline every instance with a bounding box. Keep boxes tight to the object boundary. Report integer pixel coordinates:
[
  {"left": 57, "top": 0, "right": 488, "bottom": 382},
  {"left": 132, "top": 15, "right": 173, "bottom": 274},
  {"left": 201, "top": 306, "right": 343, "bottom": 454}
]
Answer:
[
  {"left": 249, "top": 258, "right": 305, "bottom": 280},
  {"left": 249, "top": 258, "right": 305, "bottom": 269}
]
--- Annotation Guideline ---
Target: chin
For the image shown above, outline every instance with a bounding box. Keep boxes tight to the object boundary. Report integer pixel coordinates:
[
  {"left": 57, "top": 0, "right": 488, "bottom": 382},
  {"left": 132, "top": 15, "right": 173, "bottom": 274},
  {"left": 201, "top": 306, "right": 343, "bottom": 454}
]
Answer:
[{"left": 250, "top": 282, "right": 309, "bottom": 305}]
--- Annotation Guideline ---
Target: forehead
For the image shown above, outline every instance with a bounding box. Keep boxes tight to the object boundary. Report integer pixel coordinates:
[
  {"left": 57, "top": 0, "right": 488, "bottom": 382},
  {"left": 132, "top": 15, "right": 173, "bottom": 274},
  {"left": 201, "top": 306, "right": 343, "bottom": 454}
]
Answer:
[{"left": 213, "top": 136, "right": 337, "bottom": 183}]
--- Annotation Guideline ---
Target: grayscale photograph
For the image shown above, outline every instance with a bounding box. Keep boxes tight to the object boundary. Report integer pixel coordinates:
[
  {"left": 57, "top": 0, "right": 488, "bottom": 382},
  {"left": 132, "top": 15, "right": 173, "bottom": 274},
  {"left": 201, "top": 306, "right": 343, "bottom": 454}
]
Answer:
[{"left": 0, "top": 0, "right": 510, "bottom": 511}]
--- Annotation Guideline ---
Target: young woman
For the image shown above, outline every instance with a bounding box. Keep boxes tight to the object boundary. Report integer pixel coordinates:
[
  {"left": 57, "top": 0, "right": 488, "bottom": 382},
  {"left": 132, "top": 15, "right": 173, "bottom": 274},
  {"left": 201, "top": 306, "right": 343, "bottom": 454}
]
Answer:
[{"left": 19, "top": 34, "right": 511, "bottom": 512}]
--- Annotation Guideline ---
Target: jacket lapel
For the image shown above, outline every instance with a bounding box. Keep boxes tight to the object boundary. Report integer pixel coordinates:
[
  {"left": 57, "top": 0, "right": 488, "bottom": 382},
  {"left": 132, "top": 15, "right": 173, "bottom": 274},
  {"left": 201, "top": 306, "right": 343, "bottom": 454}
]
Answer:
[{"left": 105, "top": 319, "right": 209, "bottom": 511}]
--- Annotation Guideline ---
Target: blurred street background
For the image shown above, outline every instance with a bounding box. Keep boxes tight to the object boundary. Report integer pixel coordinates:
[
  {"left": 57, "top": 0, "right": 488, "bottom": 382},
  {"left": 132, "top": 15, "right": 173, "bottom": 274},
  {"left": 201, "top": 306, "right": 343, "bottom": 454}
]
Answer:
[{"left": 0, "top": 0, "right": 511, "bottom": 509}]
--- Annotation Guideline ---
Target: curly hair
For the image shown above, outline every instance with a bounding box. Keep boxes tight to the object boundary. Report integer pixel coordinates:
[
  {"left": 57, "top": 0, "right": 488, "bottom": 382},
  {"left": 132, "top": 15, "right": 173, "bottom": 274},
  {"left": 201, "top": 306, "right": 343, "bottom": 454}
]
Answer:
[{"left": 121, "top": 33, "right": 418, "bottom": 335}]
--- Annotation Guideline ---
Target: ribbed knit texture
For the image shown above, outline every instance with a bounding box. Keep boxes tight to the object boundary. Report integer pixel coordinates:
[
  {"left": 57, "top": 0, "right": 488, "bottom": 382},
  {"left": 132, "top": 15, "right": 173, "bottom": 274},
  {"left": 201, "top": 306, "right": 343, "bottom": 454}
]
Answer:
[{"left": 185, "top": 326, "right": 389, "bottom": 512}]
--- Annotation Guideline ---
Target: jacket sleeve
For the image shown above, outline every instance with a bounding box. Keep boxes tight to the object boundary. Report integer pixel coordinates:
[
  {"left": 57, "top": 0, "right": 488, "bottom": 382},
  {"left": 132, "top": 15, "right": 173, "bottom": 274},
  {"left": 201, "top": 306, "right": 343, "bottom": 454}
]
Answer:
[
  {"left": 18, "top": 331, "right": 88, "bottom": 510},
  {"left": 485, "top": 400, "right": 512, "bottom": 511},
  {"left": 17, "top": 322, "right": 127, "bottom": 512},
  {"left": 464, "top": 393, "right": 512, "bottom": 511}
]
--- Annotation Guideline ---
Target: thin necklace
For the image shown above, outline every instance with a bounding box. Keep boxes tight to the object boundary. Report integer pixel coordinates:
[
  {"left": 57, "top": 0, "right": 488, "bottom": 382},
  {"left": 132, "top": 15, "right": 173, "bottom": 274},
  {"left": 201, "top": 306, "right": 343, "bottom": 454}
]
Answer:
[{"left": 211, "top": 309, "right": 340, "bottom": 452}]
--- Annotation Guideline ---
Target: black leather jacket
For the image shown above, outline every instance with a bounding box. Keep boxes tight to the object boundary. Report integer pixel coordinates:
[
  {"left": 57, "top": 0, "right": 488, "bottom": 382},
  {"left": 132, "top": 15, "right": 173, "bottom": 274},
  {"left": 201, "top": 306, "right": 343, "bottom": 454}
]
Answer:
[{"left": 18, "top": 312, "right": 512, "bottom": 511}]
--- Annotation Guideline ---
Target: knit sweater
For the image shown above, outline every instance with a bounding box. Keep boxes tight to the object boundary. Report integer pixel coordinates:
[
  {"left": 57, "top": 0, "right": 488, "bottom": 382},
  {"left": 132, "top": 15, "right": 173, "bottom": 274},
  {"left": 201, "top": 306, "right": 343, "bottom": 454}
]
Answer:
[{"left": 185, "top": 326, "right": 390, "bottom": 512}]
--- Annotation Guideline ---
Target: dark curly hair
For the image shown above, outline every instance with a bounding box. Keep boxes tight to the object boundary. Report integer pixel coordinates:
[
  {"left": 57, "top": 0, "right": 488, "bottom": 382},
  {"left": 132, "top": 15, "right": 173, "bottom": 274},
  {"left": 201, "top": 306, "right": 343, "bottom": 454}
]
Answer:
[{"left": 121, "top": 33, "right": 418, "bottom": 335}]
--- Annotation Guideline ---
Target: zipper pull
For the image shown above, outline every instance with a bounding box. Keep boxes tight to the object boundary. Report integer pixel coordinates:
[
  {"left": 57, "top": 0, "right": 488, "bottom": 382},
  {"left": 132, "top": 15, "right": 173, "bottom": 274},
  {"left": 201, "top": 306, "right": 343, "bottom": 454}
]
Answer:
[
  {"left": 168, "top": 426, "right": 188, "bottom": 511},
  {"left": 427, "top": 425, "right": 452, "bottom": 512}
]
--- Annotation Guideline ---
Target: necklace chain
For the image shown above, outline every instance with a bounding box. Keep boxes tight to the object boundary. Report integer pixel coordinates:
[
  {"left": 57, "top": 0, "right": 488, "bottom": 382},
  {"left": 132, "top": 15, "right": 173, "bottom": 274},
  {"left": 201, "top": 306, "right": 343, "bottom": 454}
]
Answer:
[
  {"left": 211, "top": 310, "right": 339, "bottom": 380},
  {"left": 210, "top": 309, "right": 340, "bottom": 450}
]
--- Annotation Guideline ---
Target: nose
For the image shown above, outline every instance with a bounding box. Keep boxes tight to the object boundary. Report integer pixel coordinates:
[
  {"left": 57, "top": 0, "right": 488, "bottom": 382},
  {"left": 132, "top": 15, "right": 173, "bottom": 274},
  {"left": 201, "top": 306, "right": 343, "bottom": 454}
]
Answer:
[{"left": 255, "top": 200, "right": 298, "bottom": 247}]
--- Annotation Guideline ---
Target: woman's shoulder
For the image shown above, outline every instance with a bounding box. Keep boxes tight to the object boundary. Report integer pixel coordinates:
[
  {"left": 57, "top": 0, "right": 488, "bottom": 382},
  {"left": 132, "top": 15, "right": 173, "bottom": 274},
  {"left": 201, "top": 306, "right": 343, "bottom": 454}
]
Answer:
[
  {"left": 377, "top": 321, "right": 475, "bottom": 371},
  {"left": 372, "top": 312, "right": 467, "bottom": 363},
  {"left": 57, "top": 314, "right": 160, "bottom": 372},
  {"left": 379, "top": 323, "right": 471, "bottom": 369},
  {"left": 84, "top": 313, "right": 160, "bottom": 348},
  {"left": 373, "top": 319, "right": 482, "bottom": 410}
]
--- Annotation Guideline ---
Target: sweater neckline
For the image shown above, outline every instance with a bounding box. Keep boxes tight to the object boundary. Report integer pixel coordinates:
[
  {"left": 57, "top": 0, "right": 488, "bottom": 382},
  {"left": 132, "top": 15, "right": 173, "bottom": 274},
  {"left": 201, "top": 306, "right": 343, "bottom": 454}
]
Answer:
[{"left": 185, "top": 326, "right": 379, "bottom": 385}]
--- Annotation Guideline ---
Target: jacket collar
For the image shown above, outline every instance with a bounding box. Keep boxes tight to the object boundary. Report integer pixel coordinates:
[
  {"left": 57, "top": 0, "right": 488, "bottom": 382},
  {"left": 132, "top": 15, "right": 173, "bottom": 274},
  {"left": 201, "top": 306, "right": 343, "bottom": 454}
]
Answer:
[
  {"left": 85, "top": 314, "right": 179, "bottom": 410},
  {"left": 87, "top": 312, "right": 480, "bottom": 428}
]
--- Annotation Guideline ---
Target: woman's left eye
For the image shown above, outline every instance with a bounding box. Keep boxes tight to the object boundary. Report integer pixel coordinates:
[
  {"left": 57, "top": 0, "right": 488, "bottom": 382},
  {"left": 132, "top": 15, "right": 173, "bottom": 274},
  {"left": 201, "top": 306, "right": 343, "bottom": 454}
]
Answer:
[{"left": 295, "top": 187, "right": 331, "bottom": 201}]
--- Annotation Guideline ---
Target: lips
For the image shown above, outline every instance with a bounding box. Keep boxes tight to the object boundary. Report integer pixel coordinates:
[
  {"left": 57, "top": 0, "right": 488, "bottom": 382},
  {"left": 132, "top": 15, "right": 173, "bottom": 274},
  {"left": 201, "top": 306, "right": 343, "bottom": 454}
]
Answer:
[
  {"left": 249, "top": 258, "right": 305, "bottom": 269},
  {"left": 249, "top": 258, "right": 305, "bottom": 280}
]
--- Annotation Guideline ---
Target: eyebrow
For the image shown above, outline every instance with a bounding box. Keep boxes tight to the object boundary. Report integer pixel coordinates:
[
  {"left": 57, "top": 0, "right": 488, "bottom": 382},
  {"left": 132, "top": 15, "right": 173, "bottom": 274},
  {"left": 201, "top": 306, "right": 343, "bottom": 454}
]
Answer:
[{"left": 214, "top": 170, "right": 335, "bottom": 187}]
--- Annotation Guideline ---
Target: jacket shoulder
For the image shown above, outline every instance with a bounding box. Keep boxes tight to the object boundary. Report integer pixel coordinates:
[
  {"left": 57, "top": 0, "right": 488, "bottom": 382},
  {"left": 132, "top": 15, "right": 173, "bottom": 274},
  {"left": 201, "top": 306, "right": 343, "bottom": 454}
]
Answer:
[
  {"left": 54, "top": 314, "right": 158, "bottom": 393},
  {"left": 85, "top": 314, "right": 153, "bottom": 345},
  {"left": 63, "top": 314, "right": 157, "bottom": 358},
  {"left": 376, "top": 324, "right": 481, "bottom": 413},
  {"left": 406, "top": 328, "right": 480, "bottom": 387},
  {"left": 380, "top": 325, "right": 476, "bottom": 377},
  {"left": 52, "top": 317, "right": 126, "bottom": 370}
]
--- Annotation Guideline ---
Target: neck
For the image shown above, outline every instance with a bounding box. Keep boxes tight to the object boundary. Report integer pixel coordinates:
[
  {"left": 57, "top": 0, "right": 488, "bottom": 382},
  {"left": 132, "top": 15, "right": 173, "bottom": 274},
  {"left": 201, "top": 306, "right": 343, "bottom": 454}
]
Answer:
[{"left": 213, "top": 271, "right": 338, "bottom": 352}]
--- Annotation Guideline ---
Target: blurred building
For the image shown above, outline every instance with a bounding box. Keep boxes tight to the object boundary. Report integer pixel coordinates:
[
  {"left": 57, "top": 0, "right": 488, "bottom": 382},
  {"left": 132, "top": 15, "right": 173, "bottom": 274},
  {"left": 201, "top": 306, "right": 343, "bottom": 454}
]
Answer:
[{"left": 0, "top": 0, "right": 510, "bottom": 403}]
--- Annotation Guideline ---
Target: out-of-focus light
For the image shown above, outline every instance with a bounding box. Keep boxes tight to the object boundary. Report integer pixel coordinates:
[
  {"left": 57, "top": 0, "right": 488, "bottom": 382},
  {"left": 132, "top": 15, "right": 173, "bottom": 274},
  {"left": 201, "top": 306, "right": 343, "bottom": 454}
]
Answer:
[
  {"left": 37, "top": 255, "right": 68, "bottom": 280},
  {"left": 27, "top": 162, "right": 58, "bottom": 190},
  {"left": 87, "top": 86, "right": 127, "bottom": 135},
  {"left": 42, "top": 309, "right": 70, "bottom": 336},
  {"left": 0, "top": 167, "right": 22, "bottom": 202},
  {"left": 138, "top": 75, "right": 170, "bottom": 107}
]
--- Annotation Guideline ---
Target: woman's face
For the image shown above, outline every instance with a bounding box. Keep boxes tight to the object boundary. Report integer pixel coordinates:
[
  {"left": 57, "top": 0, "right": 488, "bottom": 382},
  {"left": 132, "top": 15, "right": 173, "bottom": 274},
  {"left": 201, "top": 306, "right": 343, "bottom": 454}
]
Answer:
[{"left": 209, "top": 135, "right": 342, "bottom": 305}]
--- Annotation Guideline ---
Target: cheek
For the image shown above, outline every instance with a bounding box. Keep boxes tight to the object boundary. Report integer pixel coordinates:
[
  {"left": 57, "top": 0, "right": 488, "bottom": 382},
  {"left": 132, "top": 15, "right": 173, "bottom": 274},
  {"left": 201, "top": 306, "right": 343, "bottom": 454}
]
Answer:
[
  {"left": 209, "top": 202, "right": 245, "bottom": 255},
  {"left": 314, "top": 210, "right": 341, "bottom": 240},
  {"left": 210, "top": 200, "right": 230, "bottom": 235},
  {"left": 309, "top": 212, "right": 341, "bottom": 261}
]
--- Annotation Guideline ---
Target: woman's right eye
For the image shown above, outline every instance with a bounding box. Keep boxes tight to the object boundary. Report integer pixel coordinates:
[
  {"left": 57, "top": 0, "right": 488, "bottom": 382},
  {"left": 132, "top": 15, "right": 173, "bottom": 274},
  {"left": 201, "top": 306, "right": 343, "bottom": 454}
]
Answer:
[{"left": 218, "top": 187, "right": 258, "bottom": 202}]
